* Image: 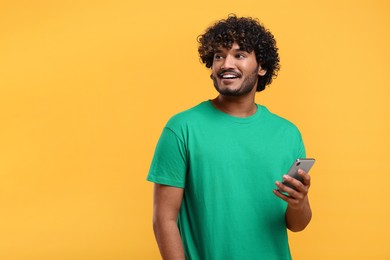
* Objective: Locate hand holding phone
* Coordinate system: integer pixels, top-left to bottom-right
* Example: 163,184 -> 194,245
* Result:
282,158 -> 315,191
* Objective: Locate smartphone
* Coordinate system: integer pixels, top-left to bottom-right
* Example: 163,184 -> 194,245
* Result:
282,158 -> 316,191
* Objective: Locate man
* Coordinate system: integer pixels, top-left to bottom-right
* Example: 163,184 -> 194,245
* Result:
147,14 -> 312,260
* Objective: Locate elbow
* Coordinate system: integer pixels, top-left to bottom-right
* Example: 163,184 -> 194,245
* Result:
152,214 -> 174,235
287,215 -> 312,232
286,204 -> 312,232
152,215 -> 161,234
288,224 -> 308,232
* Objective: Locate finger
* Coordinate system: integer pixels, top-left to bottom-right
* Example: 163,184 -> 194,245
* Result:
275,180 -> 303,199
273,188 -> 292,202
298,169 -> 311,187
273,188 -> 299,206
282,175 -> 306,194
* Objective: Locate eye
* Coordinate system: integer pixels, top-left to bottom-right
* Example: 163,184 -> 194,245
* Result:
214,54 -> 223,60
236,53 -> 246,59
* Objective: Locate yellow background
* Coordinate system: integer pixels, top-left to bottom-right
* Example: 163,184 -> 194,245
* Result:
1,0 -> 389,259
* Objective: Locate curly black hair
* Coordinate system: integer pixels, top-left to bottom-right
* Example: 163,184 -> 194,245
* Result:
198,14 -> 280,92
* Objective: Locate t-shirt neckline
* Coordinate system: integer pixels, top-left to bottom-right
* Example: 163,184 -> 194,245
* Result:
206,100 -> 264,124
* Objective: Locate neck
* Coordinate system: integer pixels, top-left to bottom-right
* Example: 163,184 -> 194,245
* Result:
211,94 -> 258,118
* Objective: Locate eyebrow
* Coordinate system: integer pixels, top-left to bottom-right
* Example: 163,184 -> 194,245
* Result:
214,47 -> 248,53
235,46 -> 245,51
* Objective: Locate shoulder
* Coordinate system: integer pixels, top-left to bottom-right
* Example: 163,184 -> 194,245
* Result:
260,105 -> 301,134
165,101 -> 211,129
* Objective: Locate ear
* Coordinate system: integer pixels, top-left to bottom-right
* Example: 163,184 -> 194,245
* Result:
258,66 -> 267,76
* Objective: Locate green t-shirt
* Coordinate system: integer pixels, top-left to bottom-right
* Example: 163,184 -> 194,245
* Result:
147,101 -> 306,260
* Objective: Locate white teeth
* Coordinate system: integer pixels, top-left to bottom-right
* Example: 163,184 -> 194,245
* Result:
222,74 -> 237,79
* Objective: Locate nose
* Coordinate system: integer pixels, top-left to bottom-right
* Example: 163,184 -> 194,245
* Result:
221,54 -> 235,70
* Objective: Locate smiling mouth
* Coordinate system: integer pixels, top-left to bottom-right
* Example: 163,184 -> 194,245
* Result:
218,71 -> 241,80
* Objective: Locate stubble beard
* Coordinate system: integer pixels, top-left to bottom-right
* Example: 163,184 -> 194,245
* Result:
212,67 -> 259,97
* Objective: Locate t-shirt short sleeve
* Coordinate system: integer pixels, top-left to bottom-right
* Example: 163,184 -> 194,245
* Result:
147,127 -> 187,188
296,131 -> 306,159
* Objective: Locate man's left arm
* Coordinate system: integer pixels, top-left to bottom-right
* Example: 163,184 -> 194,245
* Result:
273,169 -> 312,232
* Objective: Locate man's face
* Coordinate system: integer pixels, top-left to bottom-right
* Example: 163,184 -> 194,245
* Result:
211,42 -> 266,96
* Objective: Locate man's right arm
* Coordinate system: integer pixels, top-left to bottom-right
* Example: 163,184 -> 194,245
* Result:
153,183 -> 185,260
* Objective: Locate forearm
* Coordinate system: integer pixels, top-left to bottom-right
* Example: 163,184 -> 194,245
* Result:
153,219 -> 185,260
285,197 -> 312,232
